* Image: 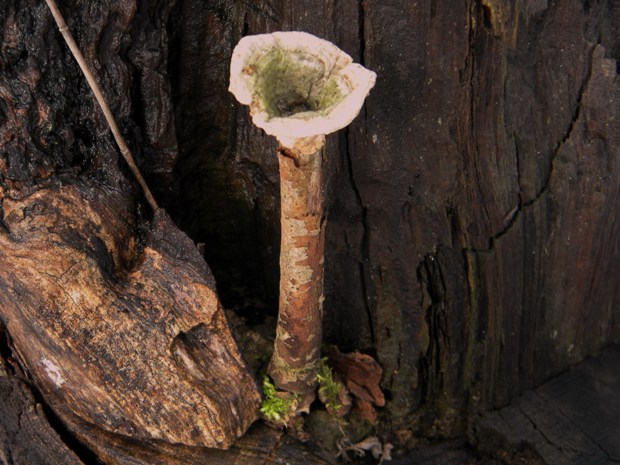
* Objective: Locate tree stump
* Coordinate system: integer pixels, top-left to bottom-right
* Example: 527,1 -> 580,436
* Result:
1,0 -> 618,462
477,344 -> 620,465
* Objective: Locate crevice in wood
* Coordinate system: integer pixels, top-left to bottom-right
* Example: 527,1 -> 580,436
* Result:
484,41 -> 599,253
467,0 -> 494,240
34,384 -> 105,465
344,127 -> 374,348
521,43 -> 597,210
358,0 -> 366,67
0,323 -> 10,376
417,254 -> 449,406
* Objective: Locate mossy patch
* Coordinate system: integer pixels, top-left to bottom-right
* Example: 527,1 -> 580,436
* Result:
259,374 -> 298,425
317,358 -> 343,413
253,47 -> 344,118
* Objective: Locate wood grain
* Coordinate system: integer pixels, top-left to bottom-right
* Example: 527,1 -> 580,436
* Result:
0,185 -> 260,448
1,0 -> 619,461
477,344 -> 620,465
0,376 -> 86,465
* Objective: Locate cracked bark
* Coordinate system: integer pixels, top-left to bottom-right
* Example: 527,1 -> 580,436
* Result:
1,0 -> 619,462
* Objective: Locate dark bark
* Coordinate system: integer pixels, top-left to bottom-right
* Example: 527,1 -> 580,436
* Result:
0,375 -> 86,465
477,344 -> 620,465
0,0 -> 259,457
167,0 -> 620,438
1,0 -> 619,463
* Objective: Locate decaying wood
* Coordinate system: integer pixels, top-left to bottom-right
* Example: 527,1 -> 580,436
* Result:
0,370 -> 328,465
65,416 -> 330,465
185,0 -> 620,438
1,0 -> 619,461
0,184 -> 260,449
0,375 -> 85,465
269,146 -> 325,406
476,344 -> 620,465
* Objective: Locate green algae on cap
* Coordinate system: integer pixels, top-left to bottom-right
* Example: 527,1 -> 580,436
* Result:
254,47 -> 345,118
229,31 -> 376,148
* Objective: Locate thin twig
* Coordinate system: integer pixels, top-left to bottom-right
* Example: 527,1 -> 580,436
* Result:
44,0 -> 159,211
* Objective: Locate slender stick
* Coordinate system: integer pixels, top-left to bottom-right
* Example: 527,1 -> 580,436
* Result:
44,0 -> 159,211
268,145 -> 325,411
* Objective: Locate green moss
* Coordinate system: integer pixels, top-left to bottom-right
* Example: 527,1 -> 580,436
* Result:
253,47 -> 344,118
315,77 -> 342,110
317,358 -> 342,414
259,375 -> 297,425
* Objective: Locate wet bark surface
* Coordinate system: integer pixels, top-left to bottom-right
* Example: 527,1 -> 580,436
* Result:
0,0 -> 619,463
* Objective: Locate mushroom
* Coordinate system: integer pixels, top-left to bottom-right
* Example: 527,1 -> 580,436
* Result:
229,31 -> 376,410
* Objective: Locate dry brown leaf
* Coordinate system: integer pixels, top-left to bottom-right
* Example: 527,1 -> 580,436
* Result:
325,346 -> 385,422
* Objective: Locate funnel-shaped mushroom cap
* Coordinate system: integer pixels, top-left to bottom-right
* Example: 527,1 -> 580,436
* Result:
229,31 -> 376,148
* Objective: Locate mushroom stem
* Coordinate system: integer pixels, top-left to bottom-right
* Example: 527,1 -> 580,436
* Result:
268,138 -> 326,408
228,31 -> 376,418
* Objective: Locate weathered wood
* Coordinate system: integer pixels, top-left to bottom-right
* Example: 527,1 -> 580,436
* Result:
65,419 -> 329,465
476,344 -> 620,465
0,185 -> 260,448
0,0 -> 259,454
0,366 -> 328,465
330,0 -> 620,427
1,0 -> 619,461
0,375 -> 85,465
168,0 -> 620,437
